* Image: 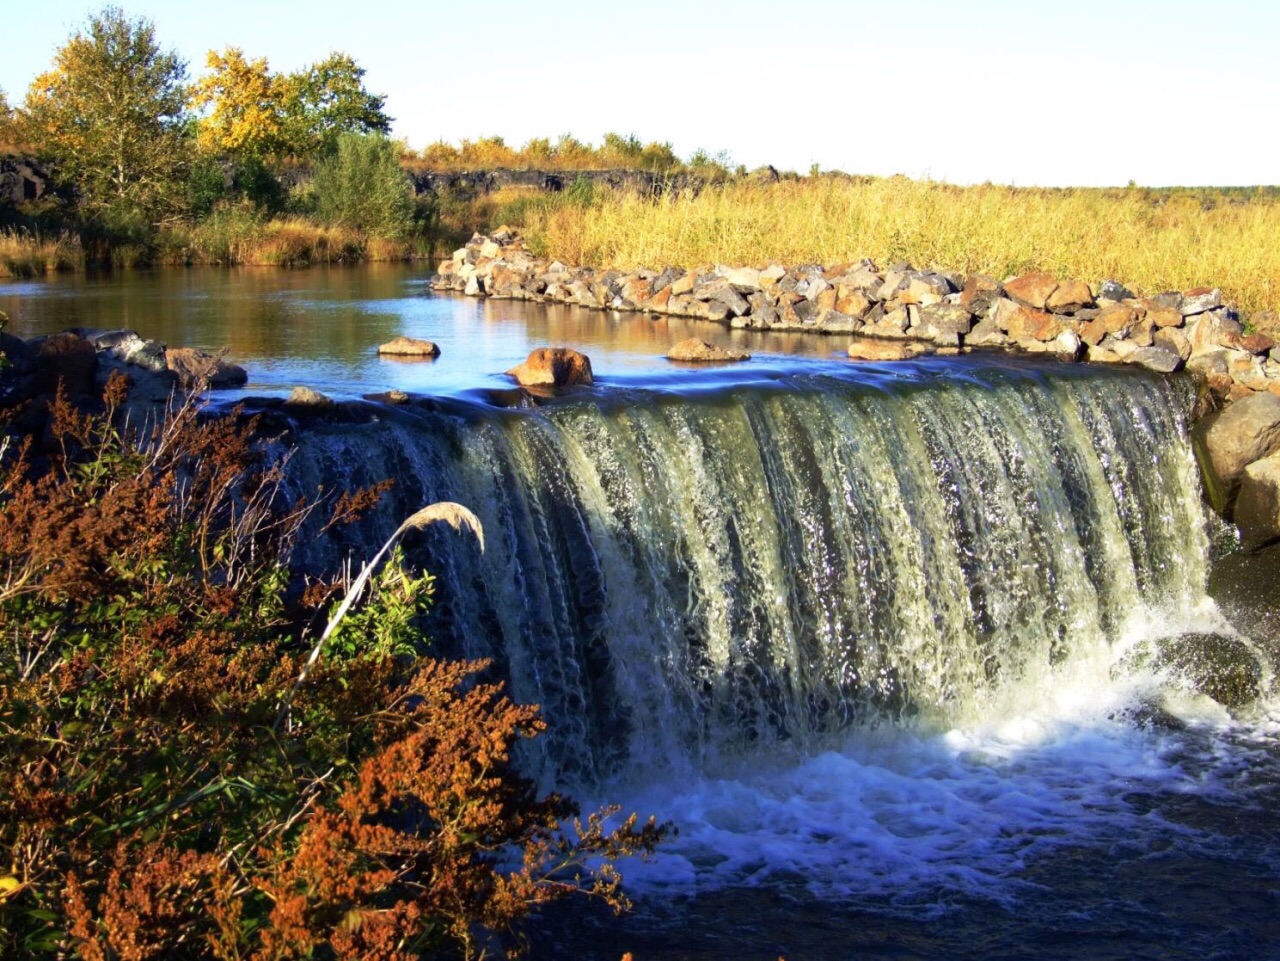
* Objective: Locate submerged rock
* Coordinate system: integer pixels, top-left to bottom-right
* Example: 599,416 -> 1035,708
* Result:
506,347 -> 594,387
666,338 -> 750,363
377,336 -> 441,358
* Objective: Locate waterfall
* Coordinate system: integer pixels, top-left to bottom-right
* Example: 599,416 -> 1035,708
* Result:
280,358 -> 1208,788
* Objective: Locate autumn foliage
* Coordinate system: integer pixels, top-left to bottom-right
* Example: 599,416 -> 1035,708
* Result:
0,376 -> 662,959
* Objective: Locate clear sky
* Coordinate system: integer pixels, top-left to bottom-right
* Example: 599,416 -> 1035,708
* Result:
3,0 -> 1277,187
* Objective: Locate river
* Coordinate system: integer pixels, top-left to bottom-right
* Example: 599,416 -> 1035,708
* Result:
4,266 -> 1279,961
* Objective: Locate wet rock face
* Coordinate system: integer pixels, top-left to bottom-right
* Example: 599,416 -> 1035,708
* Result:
1124,633 -> 1265,709
506,347 -> 594,387
1193,392 -> 1280,502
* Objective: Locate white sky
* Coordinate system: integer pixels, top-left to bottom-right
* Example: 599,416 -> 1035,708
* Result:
3,0 -> 1277,187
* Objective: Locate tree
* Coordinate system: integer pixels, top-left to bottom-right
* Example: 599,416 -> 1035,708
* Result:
21,7 -> 190,222
0,90 -> 15,150
189,46 -> 285,159
311,132 -> 414,238
280,53 -> 390,157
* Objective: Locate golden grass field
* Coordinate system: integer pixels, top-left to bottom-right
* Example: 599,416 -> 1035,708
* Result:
498,177 -> 1280,316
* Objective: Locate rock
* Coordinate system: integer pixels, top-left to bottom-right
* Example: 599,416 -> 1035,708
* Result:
1002,304 -> 1069,342
36,332 -> 97,395
287,386 -> 335,407
506,347 -> 594,387
707,283 -> 751,317
759,264 -> 787,287
1004,272 -> 1059,310
670,272 -> 699,296
1180,287 -> 1222,316
1146,306 -> 1182,329
1049,329 -> 1084,360
959,273 -> 1002,313
1046,279 -> 1093,313
716,265 -> 762,290
966,316 -> 1009,347
364,389 -> 411,404
377,336 -> 441,358
1125,633 -> 1263,708
1240,332 -> 1276,355
1154,327 -> 1192,361
1192,391 -> 1280,507
847,338 -> 932,361
918,303 -> 974,339
1187,310 -> 1245,356
835,289 -> 875,319
90,330 -> 168,373
666,338 -> 751,363
1126,343 -> 1183,373
166,347 -> 248,389
1097,279 -> 1135,302
1235,452 -> 1280,549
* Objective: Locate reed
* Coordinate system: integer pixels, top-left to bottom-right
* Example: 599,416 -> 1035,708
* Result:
0,228 -> 83,277
506,177 -> 1280,315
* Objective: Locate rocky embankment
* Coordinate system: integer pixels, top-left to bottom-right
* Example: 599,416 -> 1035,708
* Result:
432,229 -> 1280,546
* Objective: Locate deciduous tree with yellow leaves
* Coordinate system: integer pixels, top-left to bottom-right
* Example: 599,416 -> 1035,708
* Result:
20,6 -> 190,223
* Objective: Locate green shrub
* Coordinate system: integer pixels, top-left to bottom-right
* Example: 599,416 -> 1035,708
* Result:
312,132 -> 415,240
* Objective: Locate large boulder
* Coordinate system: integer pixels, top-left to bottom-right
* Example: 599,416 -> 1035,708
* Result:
666,338 -> 750,363
506,347 -> 594,387
1192,391 -> 1280,509
1234,451 -> 1280,549
378,336 -> 441,358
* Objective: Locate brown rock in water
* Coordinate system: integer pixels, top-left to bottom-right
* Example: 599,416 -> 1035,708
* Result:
666,338 -> 751,363
507,347 -> 594,387
1004,272 -> 1060,310
378,336 -> 441,358
847,338 -> 932,361
166,347 -> 248,388
287,386 -> 335,407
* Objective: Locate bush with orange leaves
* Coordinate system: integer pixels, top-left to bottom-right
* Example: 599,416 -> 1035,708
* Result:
0,374 -> 663,959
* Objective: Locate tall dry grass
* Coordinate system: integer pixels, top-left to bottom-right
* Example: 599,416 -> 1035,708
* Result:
510,178 -> 1280,315
0,229 -> 84,277
163,215 -> 414,267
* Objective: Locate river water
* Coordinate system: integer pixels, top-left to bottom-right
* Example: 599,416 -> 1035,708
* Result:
4,267 -> 1279,961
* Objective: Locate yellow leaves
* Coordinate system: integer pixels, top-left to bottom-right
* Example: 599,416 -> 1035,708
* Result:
0,875 -> 22,900
191,46 -> 285,157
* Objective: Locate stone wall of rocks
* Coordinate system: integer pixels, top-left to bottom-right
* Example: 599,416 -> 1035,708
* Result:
432,230 -> 1280,407
433,229 -> 1280,547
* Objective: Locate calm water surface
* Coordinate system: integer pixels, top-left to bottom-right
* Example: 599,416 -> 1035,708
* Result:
0,264 -> 848,398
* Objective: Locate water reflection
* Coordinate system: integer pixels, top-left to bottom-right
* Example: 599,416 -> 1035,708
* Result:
0,265 -> 851,398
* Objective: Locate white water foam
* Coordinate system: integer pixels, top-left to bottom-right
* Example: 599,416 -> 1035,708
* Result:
600,600 -> 1280,907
